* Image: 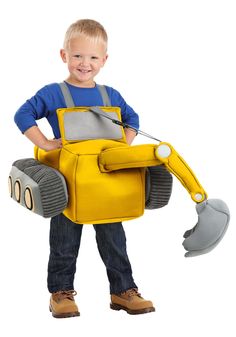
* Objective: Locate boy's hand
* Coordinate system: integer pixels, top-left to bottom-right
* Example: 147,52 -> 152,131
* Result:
42,139 -> 62,151
24,126 -> 62,151
124,128 -> 137,145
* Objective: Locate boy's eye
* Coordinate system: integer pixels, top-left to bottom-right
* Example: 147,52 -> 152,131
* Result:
91,56 -> 99,60
74,55 -> 81,58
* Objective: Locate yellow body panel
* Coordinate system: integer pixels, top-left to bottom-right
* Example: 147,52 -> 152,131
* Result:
34,104 -> 147,224
58,141 -> 146,224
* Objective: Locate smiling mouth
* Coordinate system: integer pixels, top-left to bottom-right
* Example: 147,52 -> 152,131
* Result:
78,69 -> 91,73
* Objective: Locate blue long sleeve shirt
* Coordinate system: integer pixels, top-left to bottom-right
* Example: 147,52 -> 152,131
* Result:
14,82 -> 139,139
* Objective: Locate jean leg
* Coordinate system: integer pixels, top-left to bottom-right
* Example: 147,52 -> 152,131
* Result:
94,222 -> 137,294
47,213 -> 83,293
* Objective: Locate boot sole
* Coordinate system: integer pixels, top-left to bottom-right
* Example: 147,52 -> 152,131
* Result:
110,303 -> 155,315
49,306 -> 80,318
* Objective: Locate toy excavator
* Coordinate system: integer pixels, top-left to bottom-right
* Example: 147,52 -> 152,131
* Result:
9,83 -> 230,257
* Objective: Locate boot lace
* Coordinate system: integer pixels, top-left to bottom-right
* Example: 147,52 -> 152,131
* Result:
121,288 -> 141,298
53,290 -> 77,301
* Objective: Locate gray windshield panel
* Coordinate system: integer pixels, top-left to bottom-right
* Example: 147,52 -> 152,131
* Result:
64,111 -> 123,141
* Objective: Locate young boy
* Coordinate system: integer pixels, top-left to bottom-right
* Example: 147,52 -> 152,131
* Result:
14,19 -> 155,318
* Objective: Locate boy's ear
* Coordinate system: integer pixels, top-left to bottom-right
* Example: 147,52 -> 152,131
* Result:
102,54 -> 108,66
60,49 -> 67,63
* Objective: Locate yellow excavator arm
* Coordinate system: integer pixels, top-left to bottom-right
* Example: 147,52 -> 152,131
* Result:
99,142 -> 207,203
155,142 -> 207,203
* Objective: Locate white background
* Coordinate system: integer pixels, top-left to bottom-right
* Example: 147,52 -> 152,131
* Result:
0,0 -> 235,336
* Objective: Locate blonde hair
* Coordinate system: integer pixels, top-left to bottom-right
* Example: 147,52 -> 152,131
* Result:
63,19 -> 108,50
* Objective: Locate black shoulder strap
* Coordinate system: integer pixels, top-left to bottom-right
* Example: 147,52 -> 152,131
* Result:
59,82 -> 111,108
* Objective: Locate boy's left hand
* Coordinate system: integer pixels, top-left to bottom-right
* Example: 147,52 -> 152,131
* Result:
124,128 -> 137,145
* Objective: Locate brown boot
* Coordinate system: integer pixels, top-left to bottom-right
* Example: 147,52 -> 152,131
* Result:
110,288 -> 155,315
49,290 -> 80,318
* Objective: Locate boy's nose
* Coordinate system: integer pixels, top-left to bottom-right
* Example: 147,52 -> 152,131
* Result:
80,57 -> 90,67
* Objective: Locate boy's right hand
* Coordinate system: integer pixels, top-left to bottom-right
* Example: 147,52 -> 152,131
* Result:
42,138 -> 62,151
24,126 -> 62,151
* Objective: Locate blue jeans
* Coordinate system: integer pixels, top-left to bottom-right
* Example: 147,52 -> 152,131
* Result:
48,213 -> 137,294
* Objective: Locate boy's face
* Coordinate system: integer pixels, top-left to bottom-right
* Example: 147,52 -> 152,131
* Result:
60,35 -> 108,87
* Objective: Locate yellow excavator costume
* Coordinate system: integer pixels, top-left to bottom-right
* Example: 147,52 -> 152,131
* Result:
9,84 -> 230,257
